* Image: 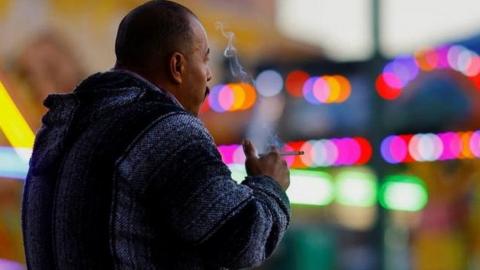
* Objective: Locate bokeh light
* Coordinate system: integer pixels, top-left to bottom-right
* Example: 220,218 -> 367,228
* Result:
334,75 -> 352,103
255,69 -> 284,97
218,84 -> 235,111
335,169 -> 377,207
0,81 -> 35,147
285,70 -> 309,97
0,147 -> 29,179
302,76 -> 321,105
303,75 -> 352,104
227,165 -> 335,207
470,131 -> 480,158
378,45 -> 480,100
375,73 -> 401,100
207,83 -> 256,112
206,70 -> 353,112
217,137 -> 372,169
287,170 -> 335,206
379,175 -> 428,212
381,130 -> 480,163
381,135 -> 408,164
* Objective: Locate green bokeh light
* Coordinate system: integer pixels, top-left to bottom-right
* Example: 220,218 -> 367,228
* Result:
287,170 -> 335,206
229,164 -> 248,183
228,165 -> 334,206
379,174 -> 428,212
335,169 -> 377,207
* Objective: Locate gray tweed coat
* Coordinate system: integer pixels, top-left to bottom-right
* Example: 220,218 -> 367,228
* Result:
22,71 -> 290,270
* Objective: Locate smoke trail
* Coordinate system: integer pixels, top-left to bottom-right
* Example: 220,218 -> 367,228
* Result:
216,22 -> 286,155
215,22 -> 254,84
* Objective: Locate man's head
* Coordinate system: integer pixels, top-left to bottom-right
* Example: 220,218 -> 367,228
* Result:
115,0 -> 212,116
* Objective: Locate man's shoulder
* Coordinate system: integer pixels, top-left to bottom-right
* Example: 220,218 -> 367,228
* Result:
115,111 -> 217,180
148,112 -> 213,142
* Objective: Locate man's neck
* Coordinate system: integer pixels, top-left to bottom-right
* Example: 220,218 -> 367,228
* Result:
111,65 -> 185,110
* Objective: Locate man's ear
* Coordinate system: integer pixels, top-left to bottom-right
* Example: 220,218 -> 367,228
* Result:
169,52 -> 185,84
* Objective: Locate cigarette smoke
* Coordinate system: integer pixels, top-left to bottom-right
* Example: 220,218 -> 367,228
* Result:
215,22 -> 254,84
216,22 -> 286,154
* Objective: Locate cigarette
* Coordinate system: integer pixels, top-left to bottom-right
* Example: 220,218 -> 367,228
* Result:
279,151 -> 304,156
259,151 -> 304,157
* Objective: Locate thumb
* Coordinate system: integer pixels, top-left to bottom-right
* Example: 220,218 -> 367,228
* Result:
242,139 -> 257,159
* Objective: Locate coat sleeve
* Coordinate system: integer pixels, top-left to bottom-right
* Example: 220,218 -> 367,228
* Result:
147,114 -> 291,269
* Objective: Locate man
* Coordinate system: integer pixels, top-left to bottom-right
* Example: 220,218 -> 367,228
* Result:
22,1 -> 290,269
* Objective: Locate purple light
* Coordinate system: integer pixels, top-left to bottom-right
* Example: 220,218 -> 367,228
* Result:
332,139 -> 347,165
381,136 -> 397,164
382,72 -> 404,89
312,77 -> 330,103
208,84 -> 226,113
218,85 -> 235,111
332,138 -> 359,166
303,77 -> 321,105
384,57 -> 419,87
435,46 -> 451,69
439,132 -> 460,160
0,259 -> 25,270
390,136 -> 408,163
396,57 -> 419,82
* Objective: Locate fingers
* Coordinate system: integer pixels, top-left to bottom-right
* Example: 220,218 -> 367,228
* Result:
258,145 -> 280,158
242,139 -> 257,159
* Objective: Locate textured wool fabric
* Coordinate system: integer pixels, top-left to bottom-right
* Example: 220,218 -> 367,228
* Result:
22,71 -> 290,270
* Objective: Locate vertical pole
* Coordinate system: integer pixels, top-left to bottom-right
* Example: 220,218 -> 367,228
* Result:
370,0 -> 386,269
372,0 -> 381,59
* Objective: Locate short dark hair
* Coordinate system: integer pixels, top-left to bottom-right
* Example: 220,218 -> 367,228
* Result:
115,0 -> 196,69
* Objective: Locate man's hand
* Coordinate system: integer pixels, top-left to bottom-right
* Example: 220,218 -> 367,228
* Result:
242,140 -> 290,191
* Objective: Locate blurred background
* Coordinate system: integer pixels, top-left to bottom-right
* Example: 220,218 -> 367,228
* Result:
1,0 -> 480,269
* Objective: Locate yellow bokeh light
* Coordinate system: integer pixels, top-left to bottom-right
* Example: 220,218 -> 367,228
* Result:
324,76 -> 341,103
0,81 -> 35,148
229,83 -> 246,111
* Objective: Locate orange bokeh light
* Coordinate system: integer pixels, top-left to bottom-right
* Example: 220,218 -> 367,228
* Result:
241,83 -> 257,110
415,50 -> 436,71
228,83 -> 246,111
324,76 -> 341,103
334,75 -> 351,103
460,132 -> 474,159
